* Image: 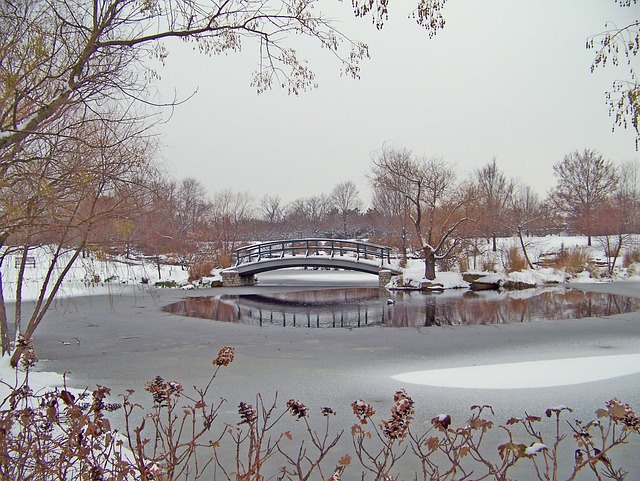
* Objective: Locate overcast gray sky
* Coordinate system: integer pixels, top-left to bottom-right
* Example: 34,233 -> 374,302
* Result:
154,0 -> 639,206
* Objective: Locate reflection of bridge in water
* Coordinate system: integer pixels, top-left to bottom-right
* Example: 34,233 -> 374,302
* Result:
221,239 -> 402,286
229,290 -> 391,327
163,287 -> 640,328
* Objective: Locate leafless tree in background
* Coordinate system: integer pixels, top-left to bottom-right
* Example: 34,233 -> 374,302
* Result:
617,159 -> 640,233
549,149 -> 619,246
259,195 -> 284,224
210,190 -> 254,266
371,180 -> 411,265
174,178 -> 213,240
505,185 -> 543,269
284,195 -> 332,237
473,158 -> 515,252
331,181 -> 363,238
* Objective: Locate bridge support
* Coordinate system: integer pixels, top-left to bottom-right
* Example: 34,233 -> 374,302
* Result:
221,270 -> 255,287
378,269 -> 393,288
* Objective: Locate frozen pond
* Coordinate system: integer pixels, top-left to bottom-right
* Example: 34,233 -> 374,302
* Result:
162,286 -> 640,328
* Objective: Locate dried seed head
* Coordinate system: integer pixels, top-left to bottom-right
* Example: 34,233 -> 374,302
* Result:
145,376 -> 183,406
213,346 -> 235,366
238,401 -> 257,425
287,399 -> 308,419
352,400 -> 376,424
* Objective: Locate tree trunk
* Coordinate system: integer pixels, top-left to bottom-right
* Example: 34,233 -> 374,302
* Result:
423,245 -> 436,280
517,227 -> 534,269
14,244 -> 30,338
400,226 -> 407,268
0,271 -> 10,355
10,245 -> 83,367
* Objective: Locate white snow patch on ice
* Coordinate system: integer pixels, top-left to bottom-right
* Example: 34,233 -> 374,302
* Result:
392,353 -> 640,389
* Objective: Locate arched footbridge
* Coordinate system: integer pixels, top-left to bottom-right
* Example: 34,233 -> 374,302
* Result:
221,239 -> 402,286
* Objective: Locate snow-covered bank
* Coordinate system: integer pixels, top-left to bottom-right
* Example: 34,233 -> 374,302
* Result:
0,354 -> 71,402
0,245 -> 193,302
394,234 -> 640,290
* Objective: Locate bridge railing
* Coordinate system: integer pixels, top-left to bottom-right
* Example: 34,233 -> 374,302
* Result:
234,239 -> 393,267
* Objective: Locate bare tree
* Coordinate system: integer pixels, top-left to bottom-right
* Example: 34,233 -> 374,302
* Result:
210,190 -> 254,266
617,158 -> 640,233
505,185 -> 543,269
259,194 -> 284,224
473,158 -> 515,252
549,149 -> 619,246
175,178 -> 213,239
371,180 -> 411,265
331,181 -> 363,238
370,146 -> 468,280
284,195 -> 332,236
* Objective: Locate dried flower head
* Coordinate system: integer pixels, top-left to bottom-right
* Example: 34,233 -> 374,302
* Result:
382,389 -> 414,441
213,346 -> 235,366
145,376 -> 183,406
600,398 -> 640,431
287,399 -> 308,419
16,337 -> 37,370
238,401 -> 257,425
431,414 -> 452,430
352,400 -> 376,424
321,407 -> 336,416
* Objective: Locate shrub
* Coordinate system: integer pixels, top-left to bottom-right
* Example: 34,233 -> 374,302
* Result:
503,245 -> 527,273
623,246 -> 640,268
188,260 -> 215,282
154,280 -> 178,288
551,246 -> 590,274
480,257 -> 496,272
1,350 -> 637,481
216,251 -> 234,269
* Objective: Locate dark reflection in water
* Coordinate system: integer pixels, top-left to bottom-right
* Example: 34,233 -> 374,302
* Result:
162,287 -> 640,328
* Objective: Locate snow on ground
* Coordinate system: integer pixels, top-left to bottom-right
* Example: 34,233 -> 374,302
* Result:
397,234 -> 640,289
0,245 -> 194,302
0,353 -> 72,402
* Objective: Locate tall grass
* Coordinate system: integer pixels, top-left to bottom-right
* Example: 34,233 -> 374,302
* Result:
503,245 -> 527,273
